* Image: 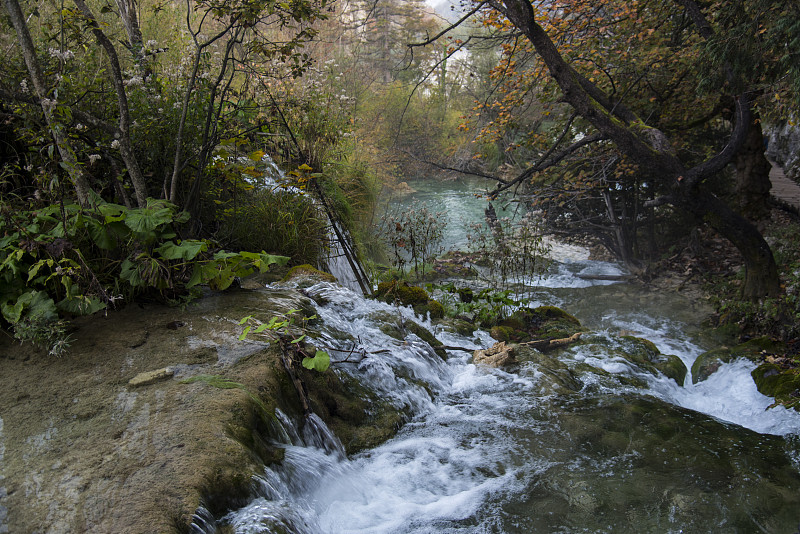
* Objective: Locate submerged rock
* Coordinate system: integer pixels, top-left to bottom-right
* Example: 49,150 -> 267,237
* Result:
515,345 -> 584,394
373,310 -> 448,360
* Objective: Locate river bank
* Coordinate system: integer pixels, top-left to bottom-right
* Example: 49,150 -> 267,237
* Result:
0,275 -> 330,533
2,201 -> 799,532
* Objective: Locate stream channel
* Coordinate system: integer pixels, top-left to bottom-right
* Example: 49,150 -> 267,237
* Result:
216,178 -> 800,533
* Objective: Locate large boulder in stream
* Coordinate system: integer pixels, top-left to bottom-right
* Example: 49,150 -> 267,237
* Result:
373,280 -> 445,319
691,337 -> 785,383
491,305 -> 586,344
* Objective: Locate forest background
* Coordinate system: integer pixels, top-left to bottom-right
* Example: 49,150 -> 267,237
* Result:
2,0 -> 800,354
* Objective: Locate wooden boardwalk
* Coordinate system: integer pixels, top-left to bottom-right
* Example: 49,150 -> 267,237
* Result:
770,160 -> 800,210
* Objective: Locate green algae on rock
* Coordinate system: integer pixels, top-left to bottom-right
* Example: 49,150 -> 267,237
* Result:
692,337 -> 787,384
283,264 -> 337,285
751,361 -> 800,411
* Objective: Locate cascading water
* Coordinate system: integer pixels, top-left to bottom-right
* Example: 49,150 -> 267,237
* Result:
215,265 -> 800,533
213,177 -> 800,532
250,154 -> 367,294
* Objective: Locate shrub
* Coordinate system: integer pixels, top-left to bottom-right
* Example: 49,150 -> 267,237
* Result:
220,189 -> 328,266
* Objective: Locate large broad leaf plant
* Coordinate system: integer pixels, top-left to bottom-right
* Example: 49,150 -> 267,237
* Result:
0,196 -> 287,355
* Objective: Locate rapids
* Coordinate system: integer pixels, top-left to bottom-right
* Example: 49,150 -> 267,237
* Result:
213,177 -> 800,533
216,271 -> 800,533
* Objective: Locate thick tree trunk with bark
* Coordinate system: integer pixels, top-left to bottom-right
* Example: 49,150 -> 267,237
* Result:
683,190 -> 779,298
733,115 -> 772,221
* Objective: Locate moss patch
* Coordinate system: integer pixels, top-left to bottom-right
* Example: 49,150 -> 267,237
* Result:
752,363 -> 800,411
692,337 -> 787,384
374,280 -> 429,306
489,305 -> 586,344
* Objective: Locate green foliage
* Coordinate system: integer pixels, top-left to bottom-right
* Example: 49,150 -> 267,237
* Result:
218,187 -> 327,266
238,310 -> 330,372
428,283 -> 528,327
0,198 -> 288,355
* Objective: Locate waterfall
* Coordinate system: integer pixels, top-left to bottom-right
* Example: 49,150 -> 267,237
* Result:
255,154 -> 369,294
320,220 -> 368,295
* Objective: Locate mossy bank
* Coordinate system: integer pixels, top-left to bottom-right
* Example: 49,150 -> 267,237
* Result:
0,283 -> 398,533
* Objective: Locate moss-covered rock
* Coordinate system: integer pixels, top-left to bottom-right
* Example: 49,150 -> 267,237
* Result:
374,280 -> 430,306
300,368 -> 407,453
751,363 -> 800,411
490,325 -> 516,342
692,337 -> 786,384
283,264 -> 337,283
617,336 -> 687,386
492,305 -> 586,344
413,299 -> 445,320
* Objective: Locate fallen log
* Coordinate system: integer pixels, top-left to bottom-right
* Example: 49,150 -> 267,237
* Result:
521,332 -> 582,351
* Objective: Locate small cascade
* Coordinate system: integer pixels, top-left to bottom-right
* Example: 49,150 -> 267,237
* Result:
245,153 -> 370,294
219,276 -> 800,533
312,183 -> 370,295
320,221 -> 368,295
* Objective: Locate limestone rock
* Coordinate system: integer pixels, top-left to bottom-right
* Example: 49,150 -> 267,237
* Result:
473,341 -> 517,367
128,367 -> 175,387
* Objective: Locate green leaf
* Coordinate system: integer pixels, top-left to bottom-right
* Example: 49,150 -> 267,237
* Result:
27,259 -> 54,282
301,350 -> 330,372
174,211 -> 191,224
97,202 -> 126,220
253,322 -> 272,333
186,264 -> 203,288
291,334 -> 306,344
1,290 -> 57,324
155,239 -> 207,261
124,201 -> 176,236
238,315 -> 252,325
56,295 -> 106,315
120,258 -> 145,287
238,325 -> 252,341
86,217 -> 116,250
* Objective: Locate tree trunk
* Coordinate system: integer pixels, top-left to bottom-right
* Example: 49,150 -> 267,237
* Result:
73,0 -> 148,207
682,190 -> 779,299
114,0 -> 148,73
733,114 -> 772,221
4,0 -> 93,206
